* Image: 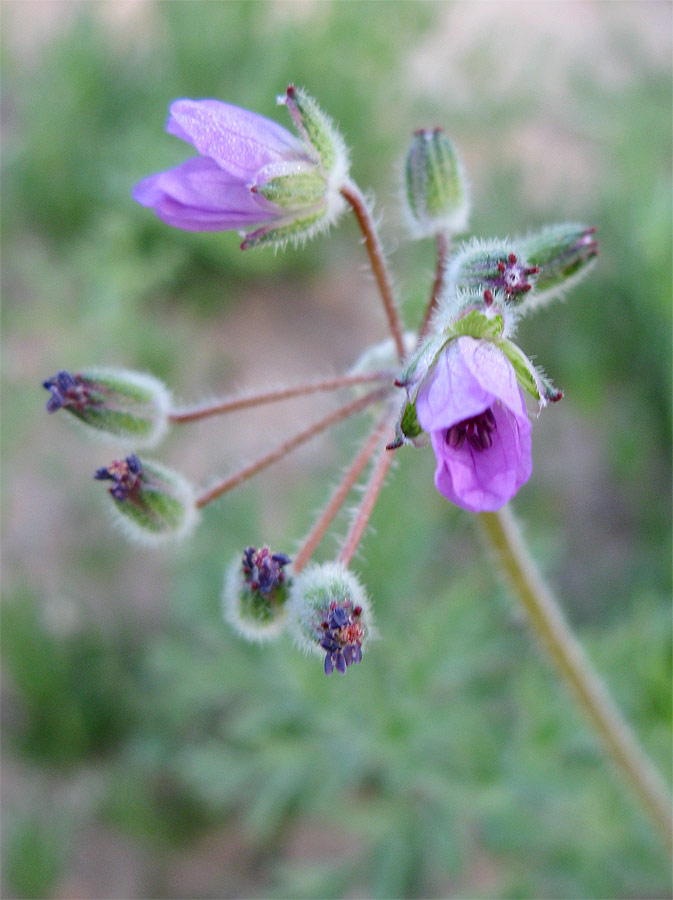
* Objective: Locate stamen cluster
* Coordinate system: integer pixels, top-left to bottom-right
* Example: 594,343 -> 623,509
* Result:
445,408 -> 497,452
94,454 -> 142,501
43,370 -> 92,414
242,546 -> 290,594
320,600 -> 364,675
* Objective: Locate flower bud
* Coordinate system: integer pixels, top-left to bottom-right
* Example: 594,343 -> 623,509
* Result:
42,368 -> 171,447
94,454 -> 198,544
404,128 -> 470,238
287,563 -> 373,676
223,546 -> 291,642
516,224 -> 598,304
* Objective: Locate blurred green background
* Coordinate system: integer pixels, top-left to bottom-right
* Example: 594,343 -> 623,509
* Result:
2,2 -> 671,897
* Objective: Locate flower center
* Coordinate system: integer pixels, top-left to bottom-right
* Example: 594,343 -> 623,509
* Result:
445,408 -> 497,452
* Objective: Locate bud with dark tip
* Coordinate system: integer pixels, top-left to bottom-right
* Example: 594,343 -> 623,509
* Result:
94,454 -> 197,544
223,546 -> 292,642
42,368 -> 171,447
517,223 -> 598,305
287,563 -> 373,676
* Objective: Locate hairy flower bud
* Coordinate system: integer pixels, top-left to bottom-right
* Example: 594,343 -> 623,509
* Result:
223,546 -> 291,642
42,368 -> 171,447
287,563 -> 373,675
404,128 -> 470,238
517,224 -> 598,305
94,454 -> 197,544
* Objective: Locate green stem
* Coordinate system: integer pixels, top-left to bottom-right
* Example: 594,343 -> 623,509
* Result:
480,505 -> 673,852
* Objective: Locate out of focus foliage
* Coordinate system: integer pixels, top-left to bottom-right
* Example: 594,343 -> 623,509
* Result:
2,3 -> 671,898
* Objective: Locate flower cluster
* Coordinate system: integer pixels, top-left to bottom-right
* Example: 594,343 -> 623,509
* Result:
42,85 -> 596,677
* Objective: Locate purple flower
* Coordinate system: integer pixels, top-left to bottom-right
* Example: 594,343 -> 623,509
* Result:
416,337 -> 532,512
133,95 -> 346,248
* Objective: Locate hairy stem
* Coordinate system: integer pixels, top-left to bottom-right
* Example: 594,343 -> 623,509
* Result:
337,441 -> 395,567
169,370 -> 392,424
480,505 -> 673,852
194,387 -> 389,509
293,413 -> 393,573
419,230 -> 449,339
340,180 -> 406,360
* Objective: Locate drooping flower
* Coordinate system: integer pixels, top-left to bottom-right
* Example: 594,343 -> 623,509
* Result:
415,336 -> 532,512
133,88 -> 348,249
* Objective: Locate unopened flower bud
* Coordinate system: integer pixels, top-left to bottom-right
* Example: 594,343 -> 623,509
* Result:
42,368 -> 171,447
517,224 -> 598,304
288,563 -> 373,676
94,454 -> 197,544
223,546 -> 291,642
404,128 -> 470,238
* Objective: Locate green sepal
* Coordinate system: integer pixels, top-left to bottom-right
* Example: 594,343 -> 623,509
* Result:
282,86 -> 342,172
448,309 -> 504,341
63,368 -> 170,447
239,582 -> 290,626
495,339 -> 540,400
517,223 -> 598,302
255,169 -> 327,209
390,396 -> 427,449
241,206 -> 327,250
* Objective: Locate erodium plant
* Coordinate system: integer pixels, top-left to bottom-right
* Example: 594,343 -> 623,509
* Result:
43,86 -> 672,850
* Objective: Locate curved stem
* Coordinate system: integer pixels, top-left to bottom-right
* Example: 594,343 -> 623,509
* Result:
169,370 -> 392,424
340,180 -> 406,360
337,439 -> 395,567
194,386 -> 389,509
293,413 -> 393,573
419,230 -> 449,340
480,505 -> 673,852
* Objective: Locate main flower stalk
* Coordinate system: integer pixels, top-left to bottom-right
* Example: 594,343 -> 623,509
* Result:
480,506 -> 673,851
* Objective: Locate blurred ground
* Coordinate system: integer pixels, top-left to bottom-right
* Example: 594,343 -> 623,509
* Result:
2,2 -> 671,898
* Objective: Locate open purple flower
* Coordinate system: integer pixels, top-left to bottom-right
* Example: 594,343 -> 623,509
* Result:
416,337 -> 532,512
133,92 -> 347,249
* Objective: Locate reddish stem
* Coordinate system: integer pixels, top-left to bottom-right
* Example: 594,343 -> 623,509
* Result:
194,387 -> 389,509
169,370 -> 392,424
419,230 -> 449,340
340,181 -> 406,360
293,413 -> 393,573
337,440 -> 396,566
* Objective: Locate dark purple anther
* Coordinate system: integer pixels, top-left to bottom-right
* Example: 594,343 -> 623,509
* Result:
94,454 -> 143,501
328,606 -> 348,629
42,370 -> 92,413
445,408 -> 497,454
241,546 -> 290,594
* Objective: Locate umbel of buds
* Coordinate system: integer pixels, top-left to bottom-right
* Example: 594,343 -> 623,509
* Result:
404,127 -> 470,238
94,454 -> 197,544
288,563 -> 373,676
223,546 -> 291,642
42,368 -> 171,448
